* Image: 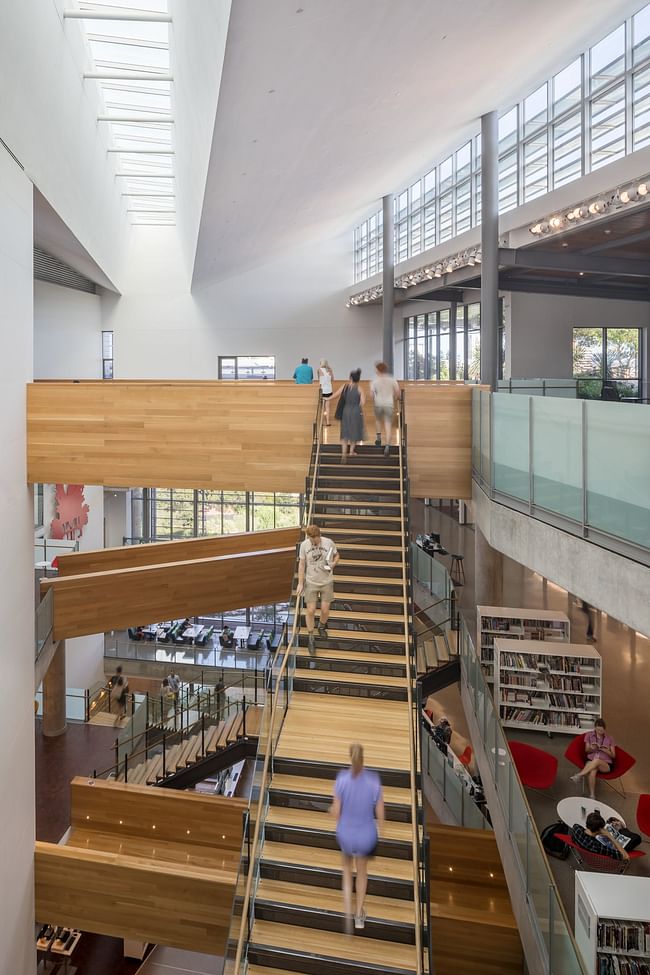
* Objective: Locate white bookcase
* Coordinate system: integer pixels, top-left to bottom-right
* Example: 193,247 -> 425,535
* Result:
494,638 -> 601,734
575,872 -> 650,974
476,605 -> 570,683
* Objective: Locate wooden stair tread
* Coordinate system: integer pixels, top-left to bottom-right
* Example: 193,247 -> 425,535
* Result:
251,919 -> 417,971
296,647 -> 405,664
255,878 -> 416,925
328,575 -> 403,586
262,841 -> 414,881
293,589 -> 403,603
270,774 -> 411,807
314,500 -> 401,508
299,627 -> 405,644
314,527 -> 402,537
265,806 -> 411,842
295,670 -> 406,688
315,487 -> 400,494
301,608 -> 405,623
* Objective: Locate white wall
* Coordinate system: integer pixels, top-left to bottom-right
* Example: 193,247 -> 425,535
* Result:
0,144 -> 36,972
104,490 -> 129,549
508,292 -> 650,379
100,227 -> 381,381
34,280 -> 102,379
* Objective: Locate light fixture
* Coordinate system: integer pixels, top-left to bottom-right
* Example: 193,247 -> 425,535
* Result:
619,186 -> 638,204
549,215 -> 565,229
475,251 -> 482,263
434,266 -> 442,277
467,255 -> 476,266
588,200 -> 605,215
530,223 -> 544,235
445,261 -> 454,273
638,182 -> 648,196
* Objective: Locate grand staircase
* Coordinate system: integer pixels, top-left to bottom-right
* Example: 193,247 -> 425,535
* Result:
237,437 -> 426,975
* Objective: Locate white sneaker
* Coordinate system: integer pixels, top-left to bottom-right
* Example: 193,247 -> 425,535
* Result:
354,909 -> 366,929
570,773 -> 581,784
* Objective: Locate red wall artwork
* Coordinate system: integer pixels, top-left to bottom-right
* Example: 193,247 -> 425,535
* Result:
50,484 -> 90,541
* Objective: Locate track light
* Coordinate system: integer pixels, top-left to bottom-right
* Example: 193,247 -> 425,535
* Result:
588,200 -> 605,215
549,215 -> 565,229
434,266 -> 442,277
619,187 -> 638,204
638,182 -> 648,196
445,261 -> 454,273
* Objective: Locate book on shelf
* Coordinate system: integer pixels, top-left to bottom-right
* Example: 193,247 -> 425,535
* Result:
597,920 -> 650,954
598,955 -> 650,974
500,706 -> 586,727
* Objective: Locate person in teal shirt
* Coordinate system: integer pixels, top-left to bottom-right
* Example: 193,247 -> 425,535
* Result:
293,358 -> 314,384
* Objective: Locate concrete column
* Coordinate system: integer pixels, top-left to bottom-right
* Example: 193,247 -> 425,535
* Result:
475,527 -> 503,606
42,640 -> 67,737
382,193 -> 395,370
480,111 -> 499,390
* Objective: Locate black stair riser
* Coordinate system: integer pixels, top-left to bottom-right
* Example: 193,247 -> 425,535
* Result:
292,677 -> 408,702
329,580 -> 403,594
315,489 -> 399,500
305,617 -> 404,635
313,508 -> 401,520
247,945 -> 415,975
313,598 -> 404,616
298,635 -> 406,653
259,860 -> 414,900
269,790 -> 412,824
320,444 -> 399,454
313,479 -> 401,492
315,466 -> 400,477
272,756 -> 411,789
335,549 -> 403,564
253,901 -> 416,945
296,658 -> 406,678
264,824 -> 411,860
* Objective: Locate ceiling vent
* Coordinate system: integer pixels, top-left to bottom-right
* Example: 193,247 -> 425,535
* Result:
34,246 -> 97,294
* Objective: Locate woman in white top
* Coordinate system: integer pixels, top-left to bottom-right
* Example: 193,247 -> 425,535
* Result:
318,359 -> 334,425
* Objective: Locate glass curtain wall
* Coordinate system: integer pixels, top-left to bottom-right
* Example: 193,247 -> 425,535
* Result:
354,6 -> 650,282
404,302 -> 484,380
572,327 -> 641,398
130,489 -> 302,542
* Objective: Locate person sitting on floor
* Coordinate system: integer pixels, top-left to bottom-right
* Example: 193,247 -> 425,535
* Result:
571,811 -> 630,861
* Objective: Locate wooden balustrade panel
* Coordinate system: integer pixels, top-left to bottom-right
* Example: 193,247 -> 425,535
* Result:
27,381 -> 318,492
69,777 -> 245,850
35,842 -> 235,954
55,526 -> 300,576
42,546 -> 295,640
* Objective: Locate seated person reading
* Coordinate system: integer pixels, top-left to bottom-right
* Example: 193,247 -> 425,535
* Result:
571,811 -> 629,861
570,718 -> 615,799
220,624 -> 235,648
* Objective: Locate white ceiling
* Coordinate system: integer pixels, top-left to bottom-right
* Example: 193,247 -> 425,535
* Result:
193,0 -> 645,287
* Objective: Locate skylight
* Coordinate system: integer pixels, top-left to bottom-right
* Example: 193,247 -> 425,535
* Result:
68,0 -> 175,226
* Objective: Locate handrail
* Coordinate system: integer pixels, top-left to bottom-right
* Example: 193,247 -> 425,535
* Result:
414,596 -> 449,618
397,392 -> 424,974
230,392 -> 324,972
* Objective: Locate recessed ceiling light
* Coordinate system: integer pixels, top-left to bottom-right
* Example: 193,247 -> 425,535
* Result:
604,229 -> 611,234
579,272 -> 585,276
561,242 -> 568,247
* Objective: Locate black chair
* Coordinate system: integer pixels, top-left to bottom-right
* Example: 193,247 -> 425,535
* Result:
601,383 -> 621,402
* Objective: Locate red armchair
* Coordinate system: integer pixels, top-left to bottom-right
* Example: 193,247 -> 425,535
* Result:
509,740 -> 558,791
636,794 -> 650,838
564,734 -> 636,797
554,832 -> 645,874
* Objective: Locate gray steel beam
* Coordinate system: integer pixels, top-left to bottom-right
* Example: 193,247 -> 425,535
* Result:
481,112 -> 499,389
500,246 -> 650,278
500,275 -> 650,302
382,194 -> 395,370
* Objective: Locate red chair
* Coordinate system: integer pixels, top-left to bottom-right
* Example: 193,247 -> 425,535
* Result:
459,745 -> 473,768
636,794 -> 650,838
509,740 -> 558,791
564,734 -> 636,798
554,832 -> 645,874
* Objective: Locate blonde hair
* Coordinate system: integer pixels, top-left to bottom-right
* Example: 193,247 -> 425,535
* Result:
306,524 -> 321,540
350,742 -> 364,775
320,359 -> 331,371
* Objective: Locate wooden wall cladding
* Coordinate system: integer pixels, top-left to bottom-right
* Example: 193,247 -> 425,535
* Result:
403,383 -> 485,500
34,842 -> 235,954
42,546 -> 295,640
69,777 -> 246,851
27,381 -> 318,493
55,526 -> 300,576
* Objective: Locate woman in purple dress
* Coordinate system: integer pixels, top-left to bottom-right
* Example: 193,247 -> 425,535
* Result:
332,743 -> 384,933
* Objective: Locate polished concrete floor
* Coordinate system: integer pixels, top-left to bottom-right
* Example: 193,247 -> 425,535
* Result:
412,500 -> 650,921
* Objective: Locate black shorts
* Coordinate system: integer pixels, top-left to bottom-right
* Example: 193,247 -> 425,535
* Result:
322,392 -> 332,398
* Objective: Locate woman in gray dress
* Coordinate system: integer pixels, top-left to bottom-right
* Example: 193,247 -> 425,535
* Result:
330,369 -> 366,462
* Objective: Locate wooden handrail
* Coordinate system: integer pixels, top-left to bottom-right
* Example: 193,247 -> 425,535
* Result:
230,394 -> 324,972
397,400 -> 424,973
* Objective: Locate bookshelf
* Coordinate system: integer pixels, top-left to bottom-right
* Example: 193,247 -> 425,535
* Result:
476,605 -> 570,683
575,872 -> 650,974
495,638 -> 601,734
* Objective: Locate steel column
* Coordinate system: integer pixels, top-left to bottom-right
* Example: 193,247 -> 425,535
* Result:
480,111 -> 499,390
382,194 -> 395,371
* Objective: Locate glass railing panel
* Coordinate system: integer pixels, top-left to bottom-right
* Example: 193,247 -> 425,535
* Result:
526,819 -> 552,956
479,390 -> 491,485
531,397 -> 582,521
35,588 -> 53,659
585,400 -> 650,547
493,394 -> 530,500
493,721 -> 511,819
472,387 -> 482,473
507,764 -> 529,883
550,889 -> 587,975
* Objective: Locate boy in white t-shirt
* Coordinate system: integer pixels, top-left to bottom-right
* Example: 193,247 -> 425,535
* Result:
297,524 -> 339,655
371,362 -> 400,455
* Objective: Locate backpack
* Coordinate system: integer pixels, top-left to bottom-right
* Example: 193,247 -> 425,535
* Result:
540,821 -> 570,859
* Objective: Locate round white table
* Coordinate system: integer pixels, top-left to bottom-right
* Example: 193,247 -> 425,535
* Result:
557,796 -> 626,827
